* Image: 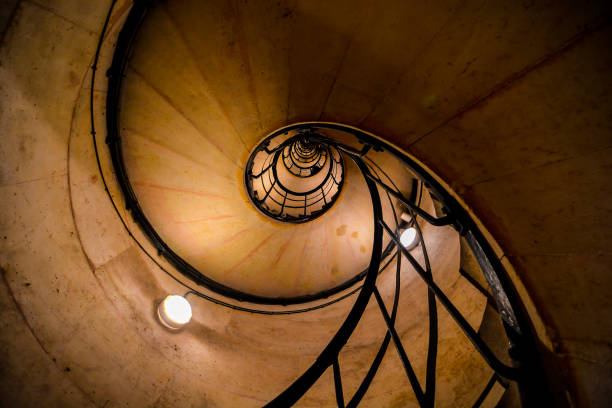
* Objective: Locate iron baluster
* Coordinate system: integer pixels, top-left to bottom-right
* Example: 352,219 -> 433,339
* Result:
373,286 -> 427,406
280,192 -> 287,216
473,374 -> 501,408
366,172 -> 454,227
102,10 -> 552,395
263,157 -> 384,407
259,179 -> 277,203
379,220 -> 520,381
333,358 -> 345,408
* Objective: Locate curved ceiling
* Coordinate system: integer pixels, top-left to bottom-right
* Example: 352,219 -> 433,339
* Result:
1,0 -> 611,407
116,1 -> 421,300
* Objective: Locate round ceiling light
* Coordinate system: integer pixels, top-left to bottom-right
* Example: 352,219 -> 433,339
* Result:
157,295 -> 192,330
400,227 -> 419,249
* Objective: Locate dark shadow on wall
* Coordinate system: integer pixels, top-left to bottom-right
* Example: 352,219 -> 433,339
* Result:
0,0 -> 19,46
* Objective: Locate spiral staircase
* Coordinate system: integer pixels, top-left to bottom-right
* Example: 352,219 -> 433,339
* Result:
1,0 -> 611,407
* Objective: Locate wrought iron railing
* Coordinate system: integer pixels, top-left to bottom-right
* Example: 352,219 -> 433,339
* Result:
255,124 -> 552,407
97,1 -> 557,406
245,131 -> 344,223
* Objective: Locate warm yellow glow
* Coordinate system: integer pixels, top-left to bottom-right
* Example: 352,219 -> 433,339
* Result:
159,295 -> 192,328
400,227 -> 418,248
400,212 -> 413,223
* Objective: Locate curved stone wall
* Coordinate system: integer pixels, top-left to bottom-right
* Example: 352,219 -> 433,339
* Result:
1,0 -> 610,407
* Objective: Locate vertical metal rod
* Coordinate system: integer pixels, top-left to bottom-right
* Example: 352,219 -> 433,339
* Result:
280,192 -> 287,215
263,156 -> 383,408
373,286 -> 426,406
347,167 -> 406,407
472,373 -> 499,408
379,220 -> 520,381
259,179 -> 276,202
424,288 -> 438,408
333,358 -> 345,408
347,244 -> 402,408
411,210 -> 438,408
366,173 -> 453,226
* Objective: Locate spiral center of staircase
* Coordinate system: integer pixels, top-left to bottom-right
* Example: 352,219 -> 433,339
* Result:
245,129 -> 344,223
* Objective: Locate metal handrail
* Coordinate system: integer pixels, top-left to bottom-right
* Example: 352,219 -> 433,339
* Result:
245,131 -> 345,222
100,1 -> 555,405
264,155 -> 384,407
258,123 -> 555,406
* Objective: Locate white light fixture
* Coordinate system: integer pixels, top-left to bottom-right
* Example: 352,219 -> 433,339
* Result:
400,227 -> 419,249
157,295 -> 192,330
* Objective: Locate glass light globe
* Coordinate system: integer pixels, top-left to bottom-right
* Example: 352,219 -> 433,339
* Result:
157,295 -> 192,329
400,227 -> 418,249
